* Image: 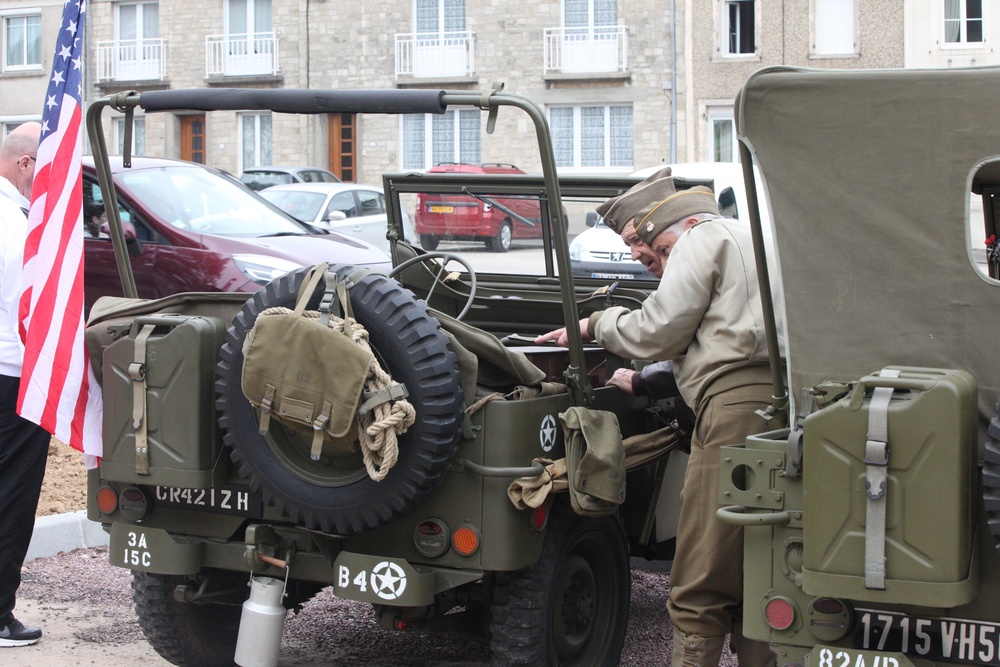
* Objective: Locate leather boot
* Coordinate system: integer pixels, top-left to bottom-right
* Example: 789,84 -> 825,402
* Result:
671,626 -> 726,667
729,623 -> 777,667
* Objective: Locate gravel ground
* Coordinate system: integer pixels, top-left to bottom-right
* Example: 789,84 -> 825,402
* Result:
15,547 -> 740,666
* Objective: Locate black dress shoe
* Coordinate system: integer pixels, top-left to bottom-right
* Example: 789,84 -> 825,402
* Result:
0,616 -> 42,647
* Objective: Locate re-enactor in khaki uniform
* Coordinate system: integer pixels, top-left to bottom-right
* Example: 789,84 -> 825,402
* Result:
536,168 -> 778,667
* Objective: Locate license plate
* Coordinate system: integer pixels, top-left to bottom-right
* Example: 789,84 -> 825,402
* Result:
428,205 -> 454,213
153,484 -> 262,517
591,272 -> 633,280
854,609 -> 1000,665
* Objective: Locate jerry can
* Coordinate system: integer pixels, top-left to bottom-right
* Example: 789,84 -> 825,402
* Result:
100,314 -> 228,487
802,366 -> 979,607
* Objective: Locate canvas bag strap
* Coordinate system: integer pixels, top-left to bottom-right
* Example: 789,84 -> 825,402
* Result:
864,367 -> 900,589
291,262 -> 329,317
129,323 -> 157,475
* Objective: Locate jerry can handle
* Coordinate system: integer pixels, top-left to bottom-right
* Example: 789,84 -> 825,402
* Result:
846,375 -> 936,411
716,505 -> 791,526
129,314 -> 191,337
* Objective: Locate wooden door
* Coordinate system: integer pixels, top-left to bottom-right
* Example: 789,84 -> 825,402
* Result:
328,113 -> 356,182
180,115 -> 206,164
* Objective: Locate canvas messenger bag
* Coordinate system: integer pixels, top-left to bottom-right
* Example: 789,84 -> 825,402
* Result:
241,264 -> 374,460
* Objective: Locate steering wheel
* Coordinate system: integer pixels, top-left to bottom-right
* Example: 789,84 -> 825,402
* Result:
388,252 -> 478,320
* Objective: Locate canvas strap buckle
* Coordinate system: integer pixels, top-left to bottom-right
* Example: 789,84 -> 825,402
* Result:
864,367 -> 900,590
358,383 -> 409,417
258,384 -> 276,435
310,401 -> 332,461
130,323 -> 156,476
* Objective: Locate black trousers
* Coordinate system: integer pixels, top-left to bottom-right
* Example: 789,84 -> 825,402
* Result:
0,374 -> 50,621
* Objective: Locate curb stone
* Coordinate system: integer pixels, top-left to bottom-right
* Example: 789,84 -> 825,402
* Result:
26,510 -> 109,562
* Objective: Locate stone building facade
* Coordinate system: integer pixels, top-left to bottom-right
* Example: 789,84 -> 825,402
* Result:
0,1 -> 996,183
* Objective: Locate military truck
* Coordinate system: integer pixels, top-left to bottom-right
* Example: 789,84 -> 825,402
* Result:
716,65 -> 1000,667
82,87 -> 711,666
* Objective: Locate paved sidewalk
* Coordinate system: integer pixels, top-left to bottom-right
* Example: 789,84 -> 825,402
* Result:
26,510 -> 109,562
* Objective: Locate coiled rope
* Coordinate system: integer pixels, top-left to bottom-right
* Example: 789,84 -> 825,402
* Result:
258,306 -> 415,481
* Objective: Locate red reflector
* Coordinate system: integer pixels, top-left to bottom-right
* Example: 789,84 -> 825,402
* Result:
96,485 -> 119,514
532,505 -> 547,531
765,598 -> 795,631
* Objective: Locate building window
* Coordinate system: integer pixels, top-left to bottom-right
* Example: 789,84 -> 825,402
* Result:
115,117 -> 146,156
402,109 -> 481,170
707,106 -> 738,163
112,2 -> 161,80
944,0 -> 983,44
812,0 -> 857,56
416,0 -> 465,35
4,14 -> 41,70
723,0 -> 755,55
564,0 -> 617,30
240,112 -> 272,171
550,105 -> 633,169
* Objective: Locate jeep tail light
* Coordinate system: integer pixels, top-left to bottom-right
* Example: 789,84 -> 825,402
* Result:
413,518 -> 450,558
765,597 -> 795,631
96,485 -> 118,514
451,523 -> 481,557
532,505 -> 548,532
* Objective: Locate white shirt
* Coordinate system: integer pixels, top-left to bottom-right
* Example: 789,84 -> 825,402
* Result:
0,175 -> 29,377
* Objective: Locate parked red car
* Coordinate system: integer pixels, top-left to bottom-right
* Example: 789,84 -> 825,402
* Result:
82,156 -> 391,313
415,163 -> 552,253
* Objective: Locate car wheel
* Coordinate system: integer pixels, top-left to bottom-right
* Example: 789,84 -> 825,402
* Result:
488,221 -> 512,253
132,568 -> 244,667
132,568 -> 322,667
420,234 -> 440,251
215,264 -> 464,534
489,503 -> 631,666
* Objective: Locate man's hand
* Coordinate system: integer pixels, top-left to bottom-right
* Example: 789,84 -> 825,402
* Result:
605,368 -> 636,394
534,318 -> 592,347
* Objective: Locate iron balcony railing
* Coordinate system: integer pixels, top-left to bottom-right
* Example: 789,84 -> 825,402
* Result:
543,25 -> 628,74
205,32 -> 279,77
394,30 -> 475,78
95,38 -> 166,82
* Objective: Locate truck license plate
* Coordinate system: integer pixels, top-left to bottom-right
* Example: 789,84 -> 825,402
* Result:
854,609 -> 1000,665
153,485 -> 262,517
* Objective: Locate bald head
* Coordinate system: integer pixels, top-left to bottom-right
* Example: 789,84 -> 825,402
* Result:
0,121 -> 41,199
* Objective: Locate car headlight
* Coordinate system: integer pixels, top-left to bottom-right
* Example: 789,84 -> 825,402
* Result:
233,254 -> 302,284
569,239 -> 582,261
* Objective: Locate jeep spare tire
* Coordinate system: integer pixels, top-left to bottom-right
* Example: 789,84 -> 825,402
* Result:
215,264 -> 464,534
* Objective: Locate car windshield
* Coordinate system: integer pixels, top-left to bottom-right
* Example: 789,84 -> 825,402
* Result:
259,189 -> 327,222
120,166 -> 307,236
241,171 -> 295,190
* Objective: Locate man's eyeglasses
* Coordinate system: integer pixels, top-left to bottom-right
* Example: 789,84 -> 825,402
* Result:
25,156 -> 36,163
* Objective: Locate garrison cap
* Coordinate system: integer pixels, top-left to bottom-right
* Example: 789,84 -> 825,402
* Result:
595,167 -> 675,234
634,185 -> 720,245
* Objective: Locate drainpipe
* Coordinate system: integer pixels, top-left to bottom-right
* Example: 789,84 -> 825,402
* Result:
669,0 -> 677,164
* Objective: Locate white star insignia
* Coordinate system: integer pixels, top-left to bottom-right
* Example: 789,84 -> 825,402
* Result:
45,95 -> 58,110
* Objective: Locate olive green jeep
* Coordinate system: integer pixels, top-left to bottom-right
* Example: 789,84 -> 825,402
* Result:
83,87 -> 712,666
717,65 -> 1000,667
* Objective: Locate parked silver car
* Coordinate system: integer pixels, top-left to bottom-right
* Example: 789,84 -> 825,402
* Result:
259,182 -> 416,253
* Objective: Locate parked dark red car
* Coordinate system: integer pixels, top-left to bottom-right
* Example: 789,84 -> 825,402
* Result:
414,163 -> 551,253
82,156 -> 391,313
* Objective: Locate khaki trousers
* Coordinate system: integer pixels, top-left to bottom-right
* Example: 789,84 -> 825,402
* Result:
666,382 -> 772,640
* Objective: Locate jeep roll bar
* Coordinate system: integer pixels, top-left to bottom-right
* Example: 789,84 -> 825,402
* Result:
85,84 -> 595,408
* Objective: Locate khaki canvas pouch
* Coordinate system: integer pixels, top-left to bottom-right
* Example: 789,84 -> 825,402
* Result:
560,406 -> 626,517
241,264 -> 374,455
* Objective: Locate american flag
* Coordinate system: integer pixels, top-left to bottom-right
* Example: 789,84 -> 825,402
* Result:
17,0 -> 102,466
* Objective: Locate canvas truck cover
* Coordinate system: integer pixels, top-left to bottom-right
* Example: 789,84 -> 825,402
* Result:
735,65 -> 1000,439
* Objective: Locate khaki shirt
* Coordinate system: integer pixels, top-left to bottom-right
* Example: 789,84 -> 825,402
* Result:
590,216 -> 771,409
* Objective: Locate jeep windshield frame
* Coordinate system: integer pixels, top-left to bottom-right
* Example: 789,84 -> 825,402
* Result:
85,85 -> 596,406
